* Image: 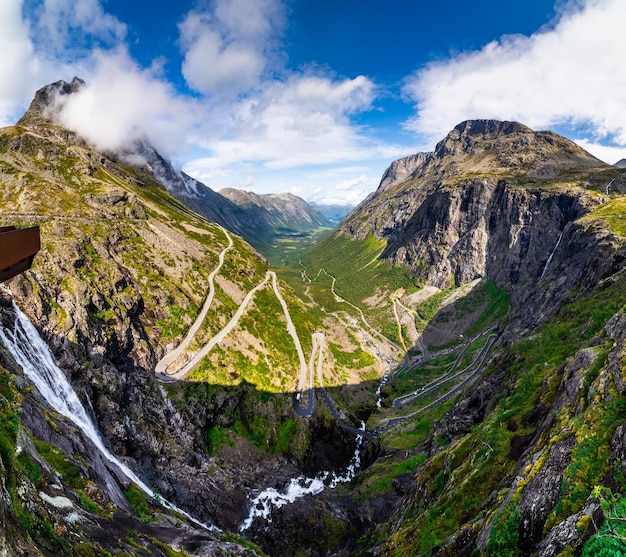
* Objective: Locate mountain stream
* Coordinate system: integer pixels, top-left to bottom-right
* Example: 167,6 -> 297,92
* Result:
240,422 -> 365,531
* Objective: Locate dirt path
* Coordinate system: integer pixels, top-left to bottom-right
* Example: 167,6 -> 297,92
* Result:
269,271 -> 309,395
155,226 -> 233,373
166,271 -> 272,379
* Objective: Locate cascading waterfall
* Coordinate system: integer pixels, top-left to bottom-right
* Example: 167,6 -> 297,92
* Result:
540,232 -> 563,279
375,366 -> 391,408
0,291 -> 216,532
606,179 -> 615,195
240,422 -> 365,532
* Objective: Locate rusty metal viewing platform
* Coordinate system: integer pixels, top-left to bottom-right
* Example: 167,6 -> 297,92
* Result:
0,226 -> 41,283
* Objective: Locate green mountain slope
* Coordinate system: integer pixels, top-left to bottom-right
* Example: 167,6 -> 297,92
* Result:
5,78 -> 626,557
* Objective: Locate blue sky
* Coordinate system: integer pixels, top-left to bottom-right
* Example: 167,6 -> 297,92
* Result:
2,0 -> 626,205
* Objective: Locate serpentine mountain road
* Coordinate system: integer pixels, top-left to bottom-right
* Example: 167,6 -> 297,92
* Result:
155,226 -> 233,374
154,233 -> 495,436
154,235 -> 314,394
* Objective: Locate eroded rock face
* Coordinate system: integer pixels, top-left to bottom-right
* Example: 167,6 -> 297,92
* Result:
376,152 -> 432,194
339,120 -> 606,293
516,437 -> 575,551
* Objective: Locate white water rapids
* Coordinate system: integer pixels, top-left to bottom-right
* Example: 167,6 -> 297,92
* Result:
0,292 -> 215,532
240,422 -> 365,532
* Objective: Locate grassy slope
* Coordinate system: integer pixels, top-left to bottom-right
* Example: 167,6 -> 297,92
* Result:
0,124 -> 331,393
369,268 -> 626,556
0,123 -> 380,484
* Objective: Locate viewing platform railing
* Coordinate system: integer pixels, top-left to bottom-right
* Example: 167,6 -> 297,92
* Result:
0,226 -> 41,282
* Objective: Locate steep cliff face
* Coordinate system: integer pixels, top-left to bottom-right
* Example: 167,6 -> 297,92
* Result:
340,120 -> 612,295
331,121 -> 626,556
377,151 -> 431,194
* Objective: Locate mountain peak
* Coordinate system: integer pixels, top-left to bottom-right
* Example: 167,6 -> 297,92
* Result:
453,119 -> 532,138
433,118 -> 605,176
434,119 -> 536,157
17,77 -> 85,128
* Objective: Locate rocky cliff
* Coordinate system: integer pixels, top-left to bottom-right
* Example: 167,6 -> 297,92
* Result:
324,120 -> 626,556
220,188 -> 330,231
340,120 -> 612,293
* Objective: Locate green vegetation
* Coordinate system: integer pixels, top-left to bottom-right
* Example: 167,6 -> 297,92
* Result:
583,488 -> 626,556
355,454 -> 427,500
124,483 -> 151,519
76,491 -> 100,514
156,304 -> 199,339
584,196 -> 626,236
299,233 -> 419,309
253,224 -> 335,267
17,452 -> 43,486
376,273 -> 626,556
32,438 -> 86,489
220,534 -> 268,556
0,366 -> 77,553
329,342 -> 376,370
205,405 -> 300,456
414,288 -> 453,324
487,508 -> 521,557
206,425 -> 229,456
0,367 -> 21,492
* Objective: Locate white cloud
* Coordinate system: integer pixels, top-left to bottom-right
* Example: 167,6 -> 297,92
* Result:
179,0 -> 284,96
299,173 -> 377,206
402,0 -> 626,148
186,73 -> 395,173
33,0 -> 126,51
212,0 -> 283,42
179,14 -> 265,96
0,0 -> 128,126
0,0 -> 42,124
53,49 -> 196,157
574,139 -> 626,165
1,0 -> 405,206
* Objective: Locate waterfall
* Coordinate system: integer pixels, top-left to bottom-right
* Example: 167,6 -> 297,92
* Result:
0,292 -> 215,532
240,422 -> 365,532
540,232 -> 563,279
606,179 -> 615,195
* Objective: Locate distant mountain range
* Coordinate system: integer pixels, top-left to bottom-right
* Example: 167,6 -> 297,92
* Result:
18,78 -> 339,259
308,202 -> 354,222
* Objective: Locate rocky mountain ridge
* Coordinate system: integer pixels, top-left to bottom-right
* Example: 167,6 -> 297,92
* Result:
219,187 -> 332,248
340,120 -> 615,291
317,119 -> 626,555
